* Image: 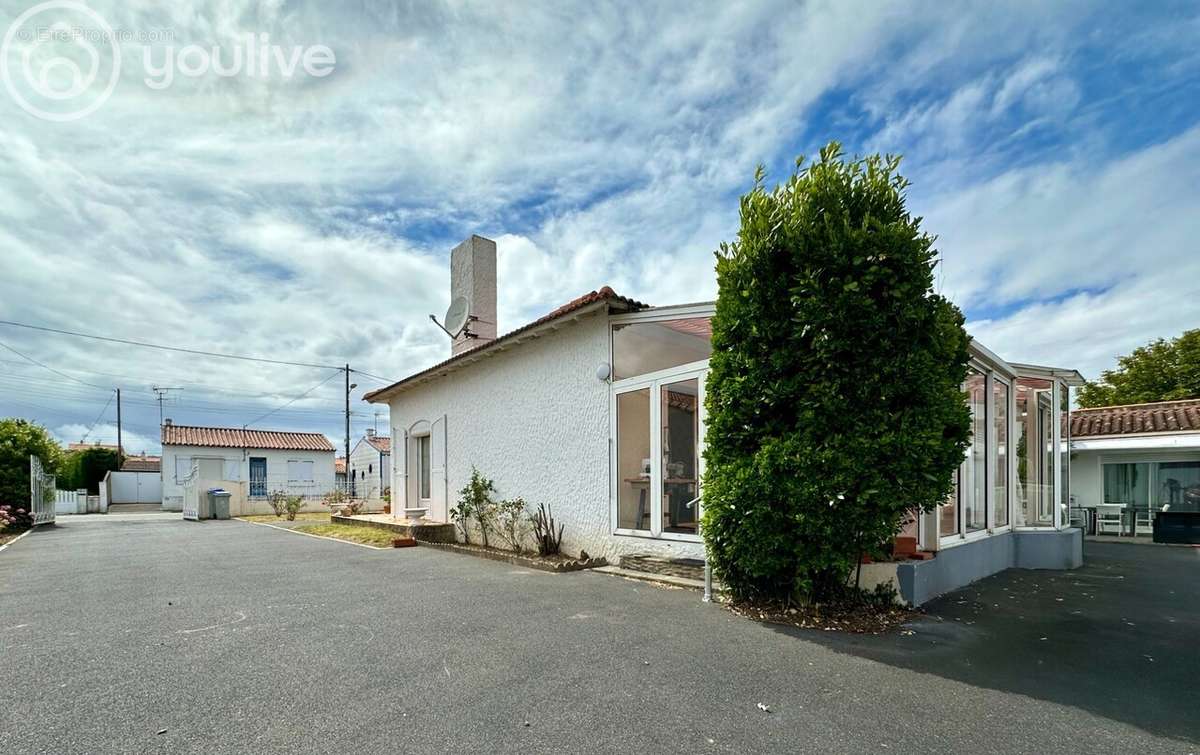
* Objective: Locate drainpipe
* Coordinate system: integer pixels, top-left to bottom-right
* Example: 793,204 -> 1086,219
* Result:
703,545 -> 713,603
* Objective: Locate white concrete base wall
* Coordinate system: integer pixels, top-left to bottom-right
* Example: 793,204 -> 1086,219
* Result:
386,310 -> 706,563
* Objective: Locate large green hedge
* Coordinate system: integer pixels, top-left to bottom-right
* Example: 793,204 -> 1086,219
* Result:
701,144 -> 971,603
0,418 -> 62,507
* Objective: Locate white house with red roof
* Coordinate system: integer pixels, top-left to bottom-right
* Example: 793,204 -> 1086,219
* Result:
160,420 -> 336,513
349,430 -> 391,502
366,235 -> 1087,605
1069,399 -> 1200,539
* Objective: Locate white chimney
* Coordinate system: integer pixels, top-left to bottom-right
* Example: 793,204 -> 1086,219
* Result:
365,428 -> 375,438
450,235 -> 497,356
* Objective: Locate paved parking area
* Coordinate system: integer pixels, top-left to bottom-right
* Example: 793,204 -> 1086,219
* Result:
0,516 -> 1194,753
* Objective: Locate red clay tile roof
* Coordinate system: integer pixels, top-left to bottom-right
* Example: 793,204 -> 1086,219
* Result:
120,455 -> 161,472
162,424 -> 336,451
68,442 -> 118,452
364,286 -> 647,401
335,457 -> 347,474
1071,399 -> 1200,438
366,436 -> 391,453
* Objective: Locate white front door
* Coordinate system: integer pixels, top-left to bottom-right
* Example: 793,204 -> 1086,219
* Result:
613,365 -> 706,538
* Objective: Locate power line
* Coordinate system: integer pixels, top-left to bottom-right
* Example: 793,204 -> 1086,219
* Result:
0,319 -> 343,370
0,338 -> 112,390
245,369 -> 345,428
81,391 -> 116,443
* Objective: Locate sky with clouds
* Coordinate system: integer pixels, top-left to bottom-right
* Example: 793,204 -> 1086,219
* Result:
0,0 -> 1197,454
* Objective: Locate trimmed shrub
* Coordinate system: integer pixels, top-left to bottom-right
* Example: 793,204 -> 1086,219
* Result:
702,143 -> 971,603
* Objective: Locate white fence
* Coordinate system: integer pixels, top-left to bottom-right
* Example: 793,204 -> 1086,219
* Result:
54,489 -> 88,515
29,455 -> 56,525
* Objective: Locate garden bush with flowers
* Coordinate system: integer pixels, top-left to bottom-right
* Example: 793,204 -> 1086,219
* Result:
0,503 -> 33,534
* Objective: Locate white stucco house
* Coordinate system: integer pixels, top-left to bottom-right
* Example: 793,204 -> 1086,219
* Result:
1069,399 -> 1200,539
365,235 -> 1086,605
160,421 -> 337,514
348,430 -> 391,501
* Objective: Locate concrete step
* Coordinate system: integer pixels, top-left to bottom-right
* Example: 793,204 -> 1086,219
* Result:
618,554 -> 705,581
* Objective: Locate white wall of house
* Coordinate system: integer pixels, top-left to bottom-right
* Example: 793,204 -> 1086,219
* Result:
1071,443 -> 1200,509
383,309 -> 705,562
348,438 -> 389,500
160,445 -> 335,511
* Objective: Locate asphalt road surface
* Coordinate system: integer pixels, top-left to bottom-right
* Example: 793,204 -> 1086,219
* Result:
1,514 -> 1193,753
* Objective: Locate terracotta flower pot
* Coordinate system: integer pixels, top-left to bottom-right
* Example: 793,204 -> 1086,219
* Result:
392,537 -> 417,548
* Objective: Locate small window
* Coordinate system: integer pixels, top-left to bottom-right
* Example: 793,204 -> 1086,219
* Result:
287,460 -> 314,482
369,463 -> 373,474
418,435 -> 431,500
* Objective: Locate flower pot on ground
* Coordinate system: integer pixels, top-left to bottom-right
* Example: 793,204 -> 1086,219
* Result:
392,536 -> 417,548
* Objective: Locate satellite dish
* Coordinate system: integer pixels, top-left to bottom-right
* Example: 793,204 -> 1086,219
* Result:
443,296 -> 470,338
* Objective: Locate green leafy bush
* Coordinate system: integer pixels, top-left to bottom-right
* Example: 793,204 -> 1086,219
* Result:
0,419 -> 61,507
702,143 -> 971,603
58,447 -> 118,493
495,497 -> 530,552
284,495 -> 304,521
453,467 -> 497,546
267,490 -> 289,518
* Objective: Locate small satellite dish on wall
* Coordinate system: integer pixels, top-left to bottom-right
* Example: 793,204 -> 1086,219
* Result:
430,296 -> 473,339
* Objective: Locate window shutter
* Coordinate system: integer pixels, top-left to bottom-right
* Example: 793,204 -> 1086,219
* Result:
398,429 -> 409,512
430,415 -> 447,520
176,457 -> 191,483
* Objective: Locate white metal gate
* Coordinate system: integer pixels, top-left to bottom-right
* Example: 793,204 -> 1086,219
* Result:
29,455 -> 56,525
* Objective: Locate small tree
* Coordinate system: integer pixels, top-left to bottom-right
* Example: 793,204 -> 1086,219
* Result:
0,419 -> 62,506
453,467 -> 497,546
702,143 -> 971,604
59,447 -> 119,493
267,490 -> 289,518
284,495 -> 304,521
1078,329 -> 1200,407
495,497 -> 530,552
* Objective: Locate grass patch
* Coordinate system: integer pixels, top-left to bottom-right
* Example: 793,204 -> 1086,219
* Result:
294,523 -> 397,547
239,512 -> 330,523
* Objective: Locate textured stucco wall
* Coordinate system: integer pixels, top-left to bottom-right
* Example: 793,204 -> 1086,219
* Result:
385,310 -> 705,562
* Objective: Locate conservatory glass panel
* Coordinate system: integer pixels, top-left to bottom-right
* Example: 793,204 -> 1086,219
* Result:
964,369 -> 988,532
994,379 -> 1010,528
612,318 -> 712,380
616,388 -> 652,530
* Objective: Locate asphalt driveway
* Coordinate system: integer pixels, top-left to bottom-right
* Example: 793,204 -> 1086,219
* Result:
0,515 -> 1193,754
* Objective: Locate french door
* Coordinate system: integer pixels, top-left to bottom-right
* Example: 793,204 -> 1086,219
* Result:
612,365 -> 706,539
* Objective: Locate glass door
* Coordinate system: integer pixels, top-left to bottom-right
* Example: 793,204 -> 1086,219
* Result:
249,457 -> 267,498
614,367 -> 706,539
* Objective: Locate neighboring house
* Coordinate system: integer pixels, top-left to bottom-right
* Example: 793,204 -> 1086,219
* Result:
365,235 -> 1086,606
160,420 -> 336,514
120,454 -> 161,472
335,456 -> 347,487
1070,399 -> 1200,537
349,430 -> 391,500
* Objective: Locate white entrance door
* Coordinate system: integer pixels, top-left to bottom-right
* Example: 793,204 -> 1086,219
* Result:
613,366 -> 706,538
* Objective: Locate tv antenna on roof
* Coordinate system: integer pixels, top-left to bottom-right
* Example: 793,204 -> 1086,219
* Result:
430,296 -> 477,340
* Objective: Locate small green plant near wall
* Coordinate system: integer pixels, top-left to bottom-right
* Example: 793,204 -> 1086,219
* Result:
453,467 -> 497,546
702,143 -> 971,605
267,490 -> 289,518
530,502 -> 564,556
495,497 -> 530,552
284,495 -> 304,521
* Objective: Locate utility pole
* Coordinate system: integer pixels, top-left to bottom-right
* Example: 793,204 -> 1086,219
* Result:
116,388 -> 123,467
152,386 -> 180,428
344,365 -> 355,478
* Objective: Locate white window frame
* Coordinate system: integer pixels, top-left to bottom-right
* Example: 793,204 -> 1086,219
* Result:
416,433 -> 432,503
609,360 -> 708,543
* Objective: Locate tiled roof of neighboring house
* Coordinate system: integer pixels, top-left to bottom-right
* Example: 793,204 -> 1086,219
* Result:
1070,399 -> 1200,438
364,286 -> 647,402
68,442 -> 118,452
335,457 -> 347,474
120,455 -> 161,472
366,436 -> 391,453
162,424 -> 336,451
